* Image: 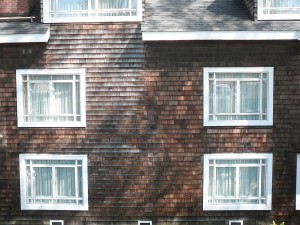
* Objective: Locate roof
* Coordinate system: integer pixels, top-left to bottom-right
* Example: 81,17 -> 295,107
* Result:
0,22 -> 50,43
141,0 -> 300,41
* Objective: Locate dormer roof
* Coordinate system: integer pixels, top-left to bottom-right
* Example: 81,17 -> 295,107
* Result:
142,0 -> 300,41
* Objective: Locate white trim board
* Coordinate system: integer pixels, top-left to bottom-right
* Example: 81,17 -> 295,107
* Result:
0,29 -> 50,43
142,31 -> 300,41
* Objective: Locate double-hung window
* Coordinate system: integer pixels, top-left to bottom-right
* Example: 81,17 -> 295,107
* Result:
16,69 -> 86,128
203,153 -> 273,211
258,0 -> 300,20
19,154 -> 88,211
203,67 -> 273,126
43,0 -> 143,23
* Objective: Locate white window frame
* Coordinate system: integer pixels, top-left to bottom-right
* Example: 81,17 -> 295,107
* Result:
229,221 -> 243,225
138,221 -> 152,225
50,220 -> 64,225
19,154 -> 89,211
42,0 -> 143,23
203,153 -> 273,211
296,154 -> 300,210
16,69 -> 86,128
203,67 -> 273,127
258,0 -> 300,20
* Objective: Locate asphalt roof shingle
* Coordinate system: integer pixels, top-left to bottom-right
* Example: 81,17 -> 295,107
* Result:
142,0 -> 300,32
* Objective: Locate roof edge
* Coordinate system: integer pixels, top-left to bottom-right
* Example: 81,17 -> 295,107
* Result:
0,27 -> 50,43
142,31 -> 300,41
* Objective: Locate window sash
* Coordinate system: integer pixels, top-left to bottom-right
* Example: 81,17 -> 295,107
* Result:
263,0 -> 300,15
23,75 -> 80,123
49,0 -> 137,18
26,159 -> 83,205
208,73 -> 268,121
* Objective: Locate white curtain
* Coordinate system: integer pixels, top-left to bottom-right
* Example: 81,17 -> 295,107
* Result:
30,166 -> 79,204
98,0 -> 129,9
57,168 -> 76,198
57,0 -> 88,10
264,0 -> 300,14
209,73 -> 265,121
27,76 -> 75,122
208,160 -> 265,203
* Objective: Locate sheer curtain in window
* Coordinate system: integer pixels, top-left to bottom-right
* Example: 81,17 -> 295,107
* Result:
28,78 -> 74,122
33,167 -> 52,201
56,0 -> 88,11
210,74 -> 263,121
263,0 -> 300,14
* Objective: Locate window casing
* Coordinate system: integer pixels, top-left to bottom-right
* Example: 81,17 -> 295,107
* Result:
43,0 -> 143,23
19,154 -> 88,211
16,69 -> 86,128
258,0 -> 300,20
203,67 -> 273,127
203,153 -> 273,211
138,221 -> 152,225
296,154 -> 300,210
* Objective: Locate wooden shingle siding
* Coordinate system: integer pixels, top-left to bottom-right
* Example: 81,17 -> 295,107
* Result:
1,15 -> 300,225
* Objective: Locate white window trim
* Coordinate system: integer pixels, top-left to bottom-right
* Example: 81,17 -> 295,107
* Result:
229,221 -> 243,225
296,154 -> 300,210
257,0 -> 300,20
42,0 -> 143,23
16,69 -> 86,128
138,221 -> 152,225
203,153 -> 273,211
50,220 -> 64,225
19,154 -> 89,211
203,67 -> 274,127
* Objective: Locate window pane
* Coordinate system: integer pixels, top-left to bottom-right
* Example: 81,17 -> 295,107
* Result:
56,167 -> 76,197
239,167 -> 258,198
30,83 -> 51,117
216,167 -> 235,197
54,83 -> 73,115
34,167 -> 52,197
240,81 -> 259,114
216,81 -> 236,114
58,0 -> 88,10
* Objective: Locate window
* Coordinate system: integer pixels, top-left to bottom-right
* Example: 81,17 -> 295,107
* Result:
43,0 -> 143,23
258,0 -> 300,20
50,221 -> 64,225
19,154 -> 88,211
16,69 -> 86,128
229,221 -> 243,225
203,153 -> 273,211
203,67 -> 273,126
138,221 -> 152,225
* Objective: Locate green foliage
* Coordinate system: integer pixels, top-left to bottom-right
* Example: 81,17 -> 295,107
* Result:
272,221 -> 284,225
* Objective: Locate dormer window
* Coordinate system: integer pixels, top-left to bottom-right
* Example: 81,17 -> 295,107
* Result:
258,0 -> 300,20
43,0 -> 142,23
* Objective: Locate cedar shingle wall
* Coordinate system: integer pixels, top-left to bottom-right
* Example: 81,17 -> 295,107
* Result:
1,26 -> 300,225
0,0 -> 32,16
